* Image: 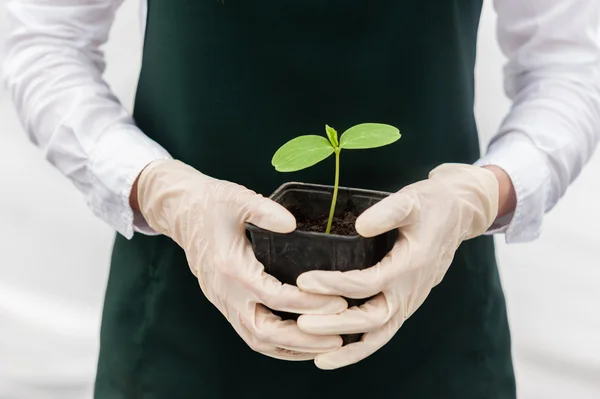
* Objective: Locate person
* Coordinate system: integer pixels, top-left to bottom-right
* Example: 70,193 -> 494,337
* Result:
3,0 -> 599,397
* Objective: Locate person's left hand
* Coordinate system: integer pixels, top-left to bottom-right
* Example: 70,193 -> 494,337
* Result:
295,163 -> 500,370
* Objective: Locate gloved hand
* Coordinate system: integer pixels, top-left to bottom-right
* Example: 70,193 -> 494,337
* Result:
295,163 -> 499,369
136,159 -> 348,361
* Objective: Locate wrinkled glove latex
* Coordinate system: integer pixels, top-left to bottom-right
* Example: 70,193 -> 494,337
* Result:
295,163 -> 499,369
136,159 -> 348,361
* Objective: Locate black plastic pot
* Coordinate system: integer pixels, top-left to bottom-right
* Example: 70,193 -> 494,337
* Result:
246,182 -> 397,345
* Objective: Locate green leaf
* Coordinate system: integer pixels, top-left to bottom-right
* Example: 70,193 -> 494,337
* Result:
272,135 -> 335,172
325,124 -> 339,147
339,123 -> 401,149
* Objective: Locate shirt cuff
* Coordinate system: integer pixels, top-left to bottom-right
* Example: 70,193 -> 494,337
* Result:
475,132 -> 551,243
88,125 -> 172,239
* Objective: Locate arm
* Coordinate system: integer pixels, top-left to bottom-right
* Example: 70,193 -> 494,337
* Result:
2,0 -> 172,239
292,1 -> 600,370
476,0 -> 600,242
3,1 -> 349,356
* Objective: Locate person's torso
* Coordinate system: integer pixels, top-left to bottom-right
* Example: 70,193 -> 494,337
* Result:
133,0 -> 484,194
94,2 -> 516,398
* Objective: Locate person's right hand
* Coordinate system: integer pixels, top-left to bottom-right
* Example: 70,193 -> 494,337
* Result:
136,159 -> 347,360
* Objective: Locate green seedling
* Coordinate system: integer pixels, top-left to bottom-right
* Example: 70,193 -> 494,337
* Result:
272,123 -> 400,234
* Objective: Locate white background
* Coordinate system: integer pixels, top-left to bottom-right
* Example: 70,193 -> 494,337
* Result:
0,1 -> 599,398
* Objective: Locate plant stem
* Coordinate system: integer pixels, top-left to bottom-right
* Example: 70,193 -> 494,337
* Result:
326,148 -> 340,234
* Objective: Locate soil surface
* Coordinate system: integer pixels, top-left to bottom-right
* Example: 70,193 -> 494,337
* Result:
290,207 -> 358,236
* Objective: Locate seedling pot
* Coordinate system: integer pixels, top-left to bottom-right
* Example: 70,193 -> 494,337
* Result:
246,182 -> 397,345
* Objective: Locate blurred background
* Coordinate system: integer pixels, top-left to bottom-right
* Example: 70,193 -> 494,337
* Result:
0,1 -> 599,398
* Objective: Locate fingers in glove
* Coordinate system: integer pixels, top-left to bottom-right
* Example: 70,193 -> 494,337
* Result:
312,311 -> 406,370
253,266 -> 348,315
297,293 -> 393,335
231,311 -> 316,361
297,268 -> 435,336
296,239 -> 411,299
241,191 -> 296,234
238,305 -> 343,356
310,276 -> 436,370
355,190 -> 417,237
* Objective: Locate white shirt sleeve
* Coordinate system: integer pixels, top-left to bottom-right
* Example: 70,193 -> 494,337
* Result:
476,0 -> 600,243
2,0 -> 172,239
5,1 -> 599,244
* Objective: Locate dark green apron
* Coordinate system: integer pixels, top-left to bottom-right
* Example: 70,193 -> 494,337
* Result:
94,1 -> 516,397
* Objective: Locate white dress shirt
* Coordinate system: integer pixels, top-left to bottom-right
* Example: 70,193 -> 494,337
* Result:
2,0 -> 600,243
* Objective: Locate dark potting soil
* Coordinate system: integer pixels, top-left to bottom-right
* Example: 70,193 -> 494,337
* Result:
289,207 -> 358,236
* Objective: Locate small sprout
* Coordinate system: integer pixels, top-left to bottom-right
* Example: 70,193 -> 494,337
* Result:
325,125 -> 339,147
272,123 -> 400,234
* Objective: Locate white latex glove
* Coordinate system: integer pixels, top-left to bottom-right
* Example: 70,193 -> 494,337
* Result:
136,159 -> 348,361
295,163 -> 499,369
